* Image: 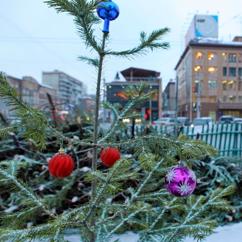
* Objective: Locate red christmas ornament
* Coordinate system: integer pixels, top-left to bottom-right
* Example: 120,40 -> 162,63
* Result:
48,149 -> 74,178
100,147 -> 121,167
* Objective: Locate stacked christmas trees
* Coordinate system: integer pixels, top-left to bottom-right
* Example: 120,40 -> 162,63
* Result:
0,1 -> 238,242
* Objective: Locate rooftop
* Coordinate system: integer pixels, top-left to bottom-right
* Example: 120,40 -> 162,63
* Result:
175,37 -> 242,70
121,67 -> 160,80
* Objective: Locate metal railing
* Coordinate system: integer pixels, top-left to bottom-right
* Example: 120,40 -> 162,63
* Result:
122,123 -> 242,157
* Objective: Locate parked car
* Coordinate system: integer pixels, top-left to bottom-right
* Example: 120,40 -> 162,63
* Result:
153,117 -> 175,126
177,117 -> 190,126
191,117 -> 213,134
153,117 -> 176,134
219,115 -> 234,123
233,118 -> 242,124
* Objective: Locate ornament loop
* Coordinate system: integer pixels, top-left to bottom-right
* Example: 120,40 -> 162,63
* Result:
59,148 -> 65,153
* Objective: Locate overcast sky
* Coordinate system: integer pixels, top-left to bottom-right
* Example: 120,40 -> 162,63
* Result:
0,0 -> 242,93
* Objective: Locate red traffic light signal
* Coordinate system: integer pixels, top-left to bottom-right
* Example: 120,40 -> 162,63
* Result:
144,108 -> 151,120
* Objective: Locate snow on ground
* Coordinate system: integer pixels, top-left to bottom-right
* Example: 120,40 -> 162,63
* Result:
64,222 -> 242,242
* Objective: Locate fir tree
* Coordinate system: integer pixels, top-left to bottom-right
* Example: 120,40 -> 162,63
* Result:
0,1 -> 237,242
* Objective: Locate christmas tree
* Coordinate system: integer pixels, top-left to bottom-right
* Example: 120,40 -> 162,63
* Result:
0,1 -> 237,242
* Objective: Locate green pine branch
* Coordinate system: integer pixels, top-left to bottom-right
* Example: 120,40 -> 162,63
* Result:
0,127 -> 14,139
105,29 -> 170,58
79,56 -> 99,68
0,73 -> 48,149
45,0 -> 101,52
0,167 -> 55,221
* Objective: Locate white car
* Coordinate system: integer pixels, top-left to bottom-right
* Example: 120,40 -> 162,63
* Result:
153,117 -> 175,126
234,118 -> 242,124
191,117 -> 213,134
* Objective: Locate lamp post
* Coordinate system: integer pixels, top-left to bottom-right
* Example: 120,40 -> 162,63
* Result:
195,80 -> 201,118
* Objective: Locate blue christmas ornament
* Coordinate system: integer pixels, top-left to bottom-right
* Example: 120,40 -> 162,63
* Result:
97,0 -> 119,33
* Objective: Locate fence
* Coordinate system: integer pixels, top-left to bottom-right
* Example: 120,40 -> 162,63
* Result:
127,123 -> 242,158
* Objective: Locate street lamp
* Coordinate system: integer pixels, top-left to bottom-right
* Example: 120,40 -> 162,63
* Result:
195,80 -> 201,118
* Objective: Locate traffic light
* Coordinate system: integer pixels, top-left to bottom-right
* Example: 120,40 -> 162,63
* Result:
144,108 -> 151,121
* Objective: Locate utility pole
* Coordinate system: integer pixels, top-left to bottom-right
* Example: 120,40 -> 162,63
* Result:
196,81 -> 201,118
175,76 -> 179,136
102,78 -> 106,122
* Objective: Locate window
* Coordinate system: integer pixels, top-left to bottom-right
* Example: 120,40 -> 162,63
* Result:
239,96 -> 242,102
195,52 -> 203,59
222,80 -> 227,91
229,96 -> 236,102
228,53 -> 237,63
208,67 -> 217,73
239,68 -> 242,77
194,65 -> 201,72
239,54 -> 242,63
194,80 -> 202,93
223,96 -> 227,102
208,52 -> 215,61
223,67 -> 227,76
229,67 -> 236,77
222,80 -> 235,91
208,80 -> 217,89
239,81 -> 242,91
228,80 -> 235,90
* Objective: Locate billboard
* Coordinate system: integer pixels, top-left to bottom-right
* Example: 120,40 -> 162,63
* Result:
185,15 -> 218,46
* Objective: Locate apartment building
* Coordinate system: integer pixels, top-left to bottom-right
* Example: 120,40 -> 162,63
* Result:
42,70 -> 86,109
0,75 -> 57,119
175,37 -> 242,120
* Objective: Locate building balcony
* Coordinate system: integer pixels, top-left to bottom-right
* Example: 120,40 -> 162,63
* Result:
124,77 -> 160,82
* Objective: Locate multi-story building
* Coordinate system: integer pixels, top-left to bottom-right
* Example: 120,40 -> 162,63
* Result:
42,70 -> 86,109
21,76 -> 41,107
162,80 -> 176,117
175,37 -> 242,120
106,67 -> 162,121
0,74 -> 57,119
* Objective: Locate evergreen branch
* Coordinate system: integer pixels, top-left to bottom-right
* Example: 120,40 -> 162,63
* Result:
102,102 -> 119,121
105,28 -> 170,58
0,221 -> 76,242
0,73 -> 48,149
108,205 -> 147,237
45,0 -> 101,52
99,91 -> 153,143
149,198 -> 178,230
79,56 -> 99,68
0,127 -> 14,139
84,159 -> 125,223
130,159 -> 164,202
44,0 -> 76,14
0,167 -> 54,218
165,186 -> 235,242
0,73 -> 29,110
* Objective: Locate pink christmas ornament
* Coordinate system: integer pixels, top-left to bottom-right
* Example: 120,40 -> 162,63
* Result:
165,166 -> 196,197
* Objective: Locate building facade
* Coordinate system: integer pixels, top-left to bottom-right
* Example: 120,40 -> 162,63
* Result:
175,37 -> 242,120
0,74 -> 57,119
106,67 -> 162,121
42,70 -> 86,109
162,80 -> 176,117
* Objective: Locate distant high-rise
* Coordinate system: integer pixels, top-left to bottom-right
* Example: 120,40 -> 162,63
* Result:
42,70 -> 86,109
